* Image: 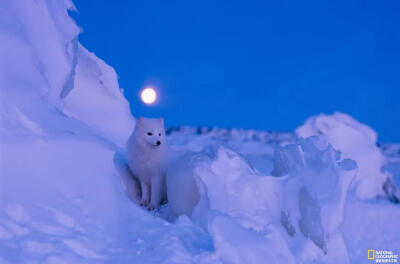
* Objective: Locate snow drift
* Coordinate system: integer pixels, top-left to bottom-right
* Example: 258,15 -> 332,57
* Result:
0,0 -> 133,145
296,112 -> 398,201
0,1 -> 217,263
166,121 -> 400,264
168,137 -> 357,264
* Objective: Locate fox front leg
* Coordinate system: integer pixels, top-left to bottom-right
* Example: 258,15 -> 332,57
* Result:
140,182 -> 150,206
147,176 -> 163,210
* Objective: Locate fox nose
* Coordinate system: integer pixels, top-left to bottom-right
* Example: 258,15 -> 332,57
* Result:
156,141 -> 161,146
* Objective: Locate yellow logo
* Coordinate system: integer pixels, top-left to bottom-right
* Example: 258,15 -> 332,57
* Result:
368,250 -> 375,260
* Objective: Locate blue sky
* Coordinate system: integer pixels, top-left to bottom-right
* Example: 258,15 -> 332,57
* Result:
72,0 -> 400,142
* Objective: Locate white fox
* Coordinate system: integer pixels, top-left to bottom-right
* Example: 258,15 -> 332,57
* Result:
126,117 -> 168,210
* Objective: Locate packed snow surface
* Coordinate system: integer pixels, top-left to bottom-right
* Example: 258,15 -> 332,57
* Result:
1,1 -> 399,263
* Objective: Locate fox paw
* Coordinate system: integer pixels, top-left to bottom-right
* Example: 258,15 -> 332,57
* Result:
140,199 -> 149,206
147,203 -> 158,211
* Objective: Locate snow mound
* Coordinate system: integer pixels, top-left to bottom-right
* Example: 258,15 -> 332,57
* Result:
0,0 -> 133,146
296,112 -> 396,200
168,137 -> 357,263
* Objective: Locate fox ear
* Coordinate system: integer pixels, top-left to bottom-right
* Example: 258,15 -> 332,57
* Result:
159,117 -> 164,124
137,117 -> 144,124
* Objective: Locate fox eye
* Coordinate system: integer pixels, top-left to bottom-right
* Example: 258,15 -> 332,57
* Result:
147,132 -> 153,136
158,133 -> 161,136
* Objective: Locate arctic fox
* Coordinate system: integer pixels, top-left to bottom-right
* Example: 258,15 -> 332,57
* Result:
126,117 -> 168,210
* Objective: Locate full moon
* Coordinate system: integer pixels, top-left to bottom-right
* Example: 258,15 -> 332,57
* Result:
140,87 -> 157,104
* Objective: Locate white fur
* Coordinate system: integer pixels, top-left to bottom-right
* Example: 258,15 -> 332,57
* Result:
126,117 -> 168,210
167,153 -> 200,221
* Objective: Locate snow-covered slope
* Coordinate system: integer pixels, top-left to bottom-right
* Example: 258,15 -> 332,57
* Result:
1,1 -> 399,263
0,0 -> 133,145
0,1 -> 216,263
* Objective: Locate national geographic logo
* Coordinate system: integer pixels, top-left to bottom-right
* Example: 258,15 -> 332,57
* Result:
368,250 -> 398,263
368,250 -> 375,260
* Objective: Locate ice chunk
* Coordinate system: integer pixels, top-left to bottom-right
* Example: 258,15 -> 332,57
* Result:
168,136 -> 356,263
296,112 -> 393,200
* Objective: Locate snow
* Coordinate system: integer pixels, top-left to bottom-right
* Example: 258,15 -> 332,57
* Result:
1,1 -> 399,263
0,0 -> 133,145
166,137 -> 358,263
296,112 -> 394,200
381,143 -> 400,189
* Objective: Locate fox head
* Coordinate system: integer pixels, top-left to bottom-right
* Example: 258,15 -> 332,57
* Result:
134,117 -> 166,148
